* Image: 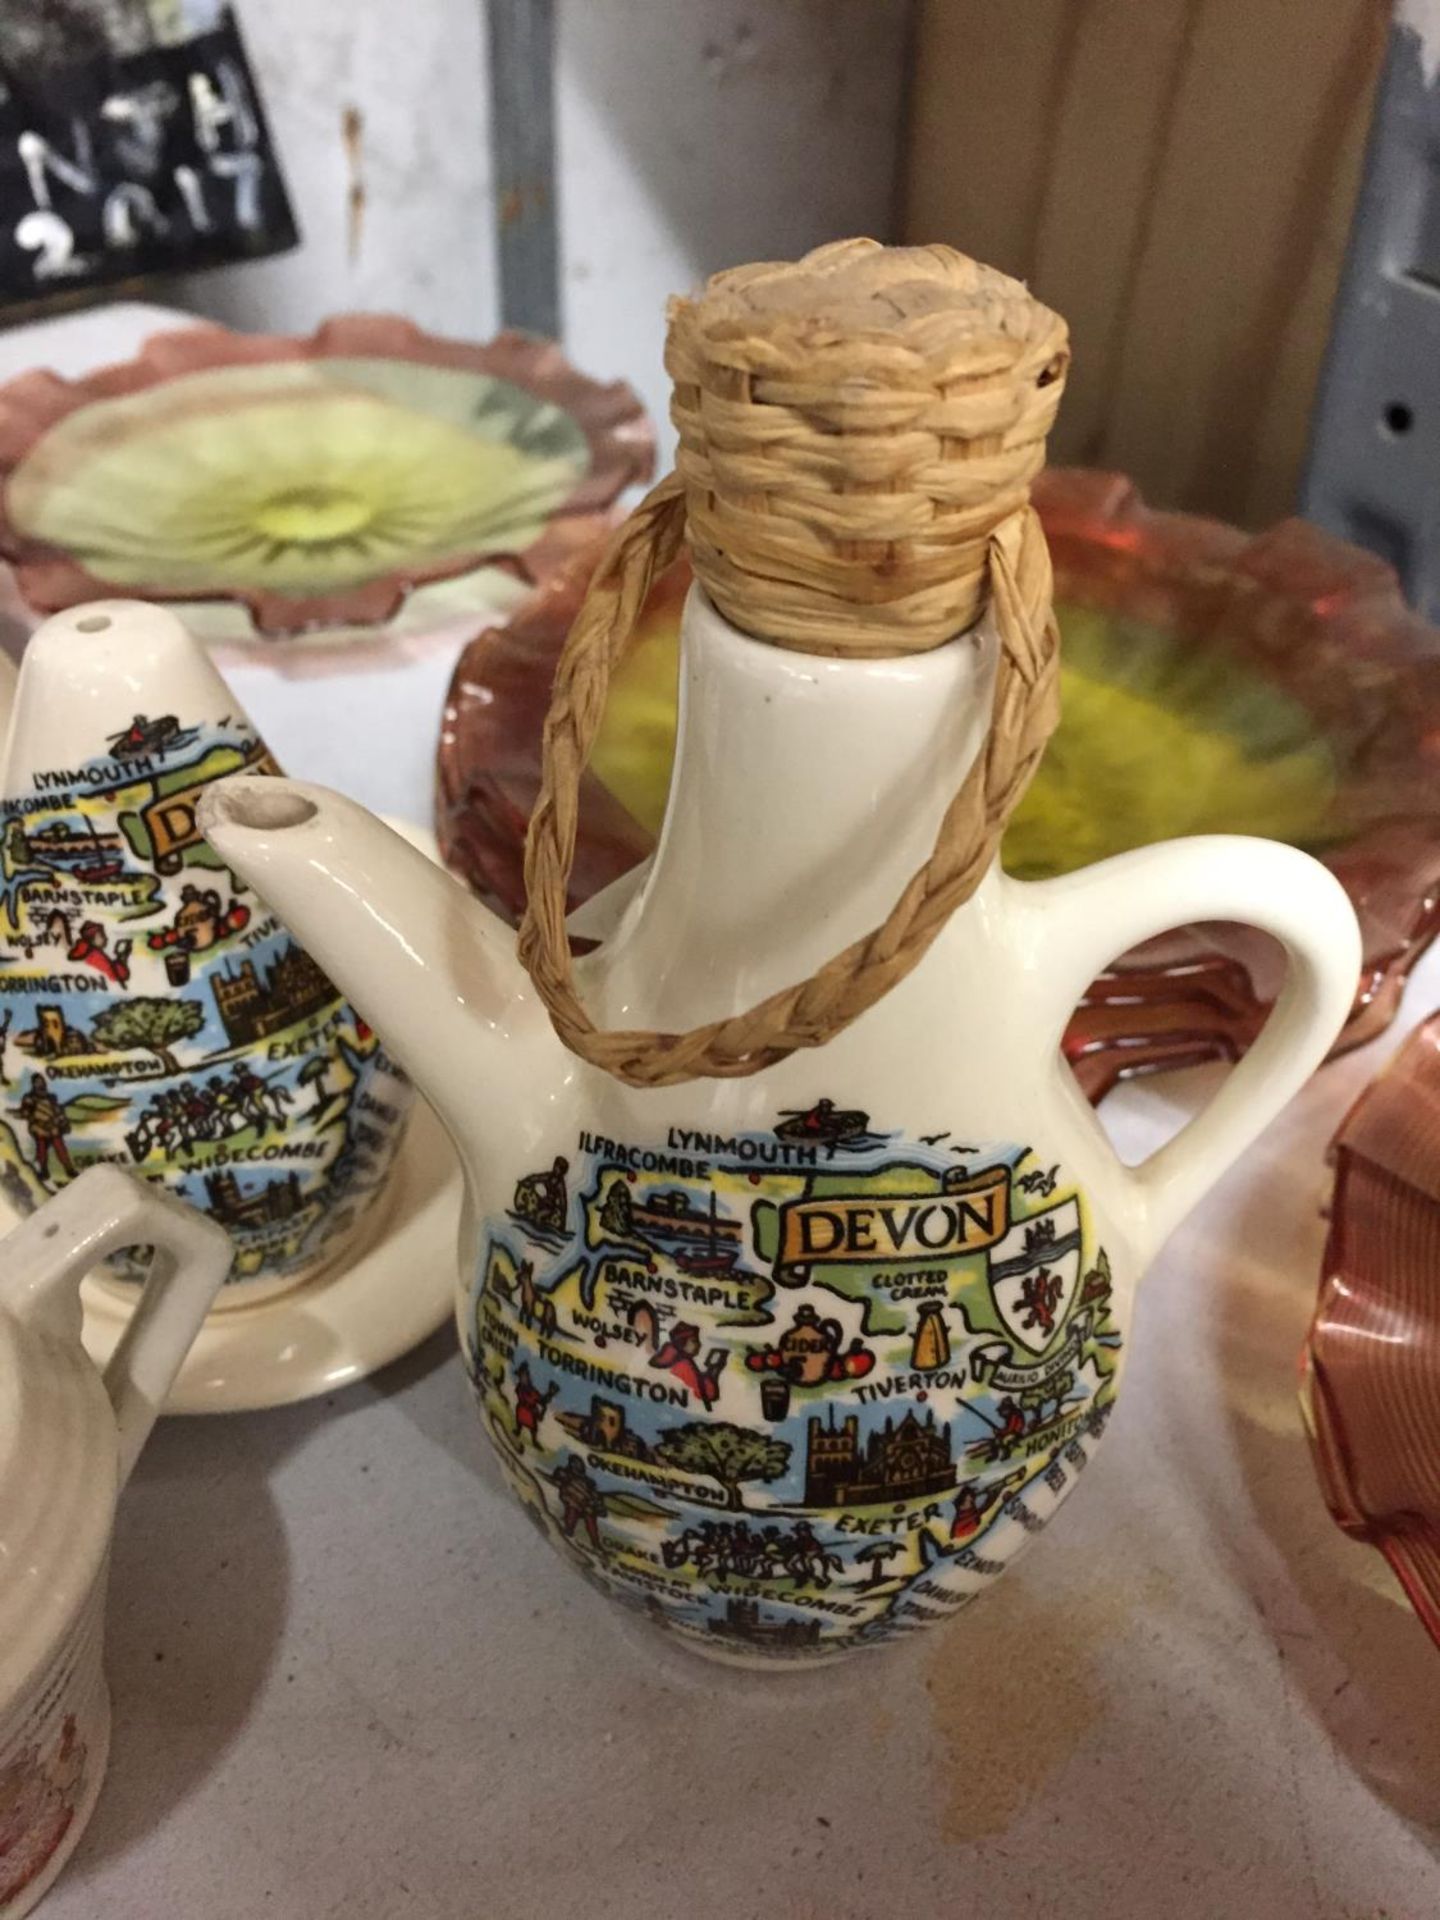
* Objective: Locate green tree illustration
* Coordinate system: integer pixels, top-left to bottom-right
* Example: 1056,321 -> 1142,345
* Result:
653,1421 -> 790,1511
90,997 -> 203,1075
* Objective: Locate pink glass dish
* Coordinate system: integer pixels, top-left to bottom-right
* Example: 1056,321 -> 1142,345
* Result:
1305,1010 -> 1440,1652
436,470 -> 1440,1098
0,315 -> 653,639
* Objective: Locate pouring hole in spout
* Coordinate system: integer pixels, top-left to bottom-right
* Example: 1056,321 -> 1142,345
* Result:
206,784 -> 319,832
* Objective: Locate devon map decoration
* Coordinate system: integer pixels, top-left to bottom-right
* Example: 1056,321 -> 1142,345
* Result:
466,1106 -> 1122,1659
0,708 -> 410,1291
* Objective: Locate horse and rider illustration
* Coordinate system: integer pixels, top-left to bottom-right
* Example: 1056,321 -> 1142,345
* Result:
661,1517 -> 844,1588
125,1061 -> 294,1161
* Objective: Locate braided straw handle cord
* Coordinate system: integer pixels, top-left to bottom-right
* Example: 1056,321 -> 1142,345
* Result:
517,475 -> 1061,1089
518,240 -> 1069,1088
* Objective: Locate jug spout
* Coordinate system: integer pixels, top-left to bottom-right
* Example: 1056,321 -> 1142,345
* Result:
199,778 -> 524,1154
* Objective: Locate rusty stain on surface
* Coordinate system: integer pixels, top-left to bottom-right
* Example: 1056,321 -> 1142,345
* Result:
925,1568 -> 1174,1842
498,180 -> 550,229
342,104 -> 365,264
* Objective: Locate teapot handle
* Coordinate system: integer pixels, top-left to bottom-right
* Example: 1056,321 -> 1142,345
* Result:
1016,835 -> 1361,1261
0,1167 -> 230,1486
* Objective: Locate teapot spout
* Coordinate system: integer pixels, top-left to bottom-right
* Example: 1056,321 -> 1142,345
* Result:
199,778 -> 524,1155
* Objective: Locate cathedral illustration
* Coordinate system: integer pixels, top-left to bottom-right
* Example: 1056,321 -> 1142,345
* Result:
804,1407 -> 956,1507
204,1168 -> 306,1231
707,1598 -> 822,1649
211,943 -> 336,1045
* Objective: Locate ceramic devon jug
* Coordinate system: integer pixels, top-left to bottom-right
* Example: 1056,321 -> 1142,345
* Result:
0,601 -> 412,1302
201,242 -> 1362,1665
0,1167 -> 229,1914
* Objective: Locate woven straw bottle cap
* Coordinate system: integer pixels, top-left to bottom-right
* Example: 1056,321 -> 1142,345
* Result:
665,237 -> 1069,657
518,237 -> 1071,1086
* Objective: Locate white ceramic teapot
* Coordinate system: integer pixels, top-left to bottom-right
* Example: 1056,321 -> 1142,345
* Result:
0,1167 -> 229,1913
0,601 -> 412,1302
199,243 -> 1362,1665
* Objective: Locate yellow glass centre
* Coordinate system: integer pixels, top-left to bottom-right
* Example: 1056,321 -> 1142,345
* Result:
252,483 -> 374,545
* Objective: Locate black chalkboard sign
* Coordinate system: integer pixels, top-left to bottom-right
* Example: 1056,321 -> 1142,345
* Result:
0,7 -> 298,309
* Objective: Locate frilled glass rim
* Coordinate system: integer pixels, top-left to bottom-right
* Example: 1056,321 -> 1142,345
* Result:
0,316 -> 654,637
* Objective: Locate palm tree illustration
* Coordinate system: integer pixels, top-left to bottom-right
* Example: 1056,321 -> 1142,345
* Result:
298,1054 -> 335,1118
855,1540 -> 901,1588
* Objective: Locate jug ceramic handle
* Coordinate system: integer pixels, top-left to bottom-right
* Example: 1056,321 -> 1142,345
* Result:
1017,835 -> 1361,1260
0,1167 -> 230,1485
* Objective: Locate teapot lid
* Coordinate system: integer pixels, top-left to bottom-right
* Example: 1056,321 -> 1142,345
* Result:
0,1296 -> 118,1701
